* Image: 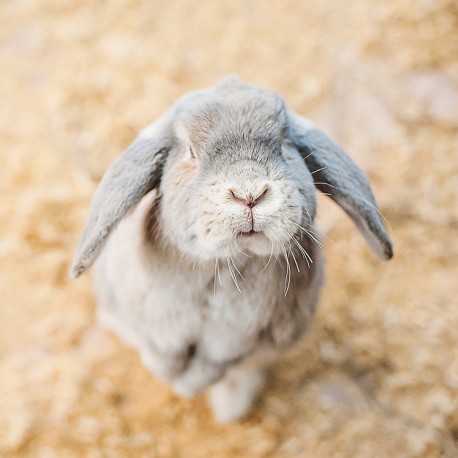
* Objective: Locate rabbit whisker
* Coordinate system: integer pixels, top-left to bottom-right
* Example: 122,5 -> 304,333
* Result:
313,181 -> 393,232
233,238 -> 252,259
227,256 -> 241,293
302,205 -> 313,223
230,253 -> 246,284
192,235 -> 209,269
293,222 -> 323,249
217,258 -> 222,286
310,166 -> 328,175
174,183 -> 201,193
292,234 -> 312,267
302,148 -> 317,160
228,239 -> 244,265
281,243 -> 291,297
256,241 -> 275,278
213,258 -> 218,295
299,215 -> 337,246
289,243 -> 300,273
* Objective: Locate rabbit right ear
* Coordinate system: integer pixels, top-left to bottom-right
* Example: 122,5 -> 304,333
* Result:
69,112 -> 173,278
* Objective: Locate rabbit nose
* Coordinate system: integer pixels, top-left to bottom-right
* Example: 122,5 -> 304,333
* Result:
229,186 -> 269,208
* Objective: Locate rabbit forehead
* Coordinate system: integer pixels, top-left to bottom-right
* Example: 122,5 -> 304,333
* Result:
174,87 -> 286,159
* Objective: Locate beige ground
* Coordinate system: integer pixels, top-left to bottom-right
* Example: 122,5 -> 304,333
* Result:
1,0 -> 458,457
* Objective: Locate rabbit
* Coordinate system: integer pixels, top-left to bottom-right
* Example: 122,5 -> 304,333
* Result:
70,76 -> 393,423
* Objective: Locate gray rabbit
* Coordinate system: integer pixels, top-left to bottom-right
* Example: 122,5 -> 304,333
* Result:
70,76 -> 393,423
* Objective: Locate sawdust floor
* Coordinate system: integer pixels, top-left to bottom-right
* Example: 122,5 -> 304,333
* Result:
1,0 -> 458,457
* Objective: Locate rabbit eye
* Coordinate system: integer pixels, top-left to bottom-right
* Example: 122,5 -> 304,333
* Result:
189,147 -> 196,159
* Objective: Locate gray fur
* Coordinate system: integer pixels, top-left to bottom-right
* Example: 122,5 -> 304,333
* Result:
287,113 -> 393,259
70,76 -> 392,422
70,115 -> 172,278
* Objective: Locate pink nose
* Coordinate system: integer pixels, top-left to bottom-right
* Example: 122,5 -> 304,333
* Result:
230,188 -> 268,208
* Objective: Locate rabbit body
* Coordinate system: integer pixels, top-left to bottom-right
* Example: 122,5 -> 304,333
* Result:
71,77 -> 392,422
94,187 -> 323,403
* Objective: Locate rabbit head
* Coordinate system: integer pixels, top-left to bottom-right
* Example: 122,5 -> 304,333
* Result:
70,76 -> 392,278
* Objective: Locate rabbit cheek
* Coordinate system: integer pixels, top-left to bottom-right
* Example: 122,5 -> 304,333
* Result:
193,207 -> 236,258
159,164 -> 206,256
258,185 -> 301,241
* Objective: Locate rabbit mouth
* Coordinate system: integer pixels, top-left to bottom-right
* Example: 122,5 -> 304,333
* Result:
238,230 -> 261,237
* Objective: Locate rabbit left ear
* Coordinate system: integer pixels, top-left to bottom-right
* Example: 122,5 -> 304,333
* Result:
287,111 -> 393,260
69,113 -> 172,278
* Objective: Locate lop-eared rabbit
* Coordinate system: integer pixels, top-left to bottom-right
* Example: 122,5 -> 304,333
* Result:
71,77 -> 393,423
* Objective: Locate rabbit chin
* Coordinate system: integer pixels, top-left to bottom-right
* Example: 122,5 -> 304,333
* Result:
235,232 -> 273,256
188,232 -> 273,261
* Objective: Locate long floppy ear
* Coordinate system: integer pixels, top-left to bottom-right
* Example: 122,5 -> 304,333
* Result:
69,113 -> 172,278
288,111 -> 393,260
